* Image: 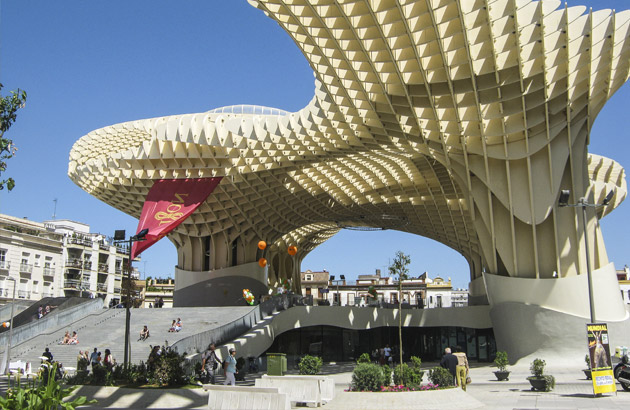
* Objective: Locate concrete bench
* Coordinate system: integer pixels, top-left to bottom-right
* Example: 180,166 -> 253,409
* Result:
273,375 -> 335,403
202,384 -> 290,410
255,375 -> 322,407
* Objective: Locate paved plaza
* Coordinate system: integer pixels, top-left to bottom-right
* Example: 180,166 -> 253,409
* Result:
2,361 -> 630,409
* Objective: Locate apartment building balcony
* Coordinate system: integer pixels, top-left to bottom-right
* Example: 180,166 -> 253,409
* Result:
99,243 -> 110,251
19,263 -> 33,274
0,260 -> 10,270
0,288 -> 8,297
113,287 -> 122,294
43,267 -> 55,277
81,280 -> 91,289
97,283 -> 108,292
98,263 -> 108,273
17,290 -> 30,299
65,258 -> 83,269
83,261 -> 93,270
67,236 -> 93,247
64,279 -> 81,289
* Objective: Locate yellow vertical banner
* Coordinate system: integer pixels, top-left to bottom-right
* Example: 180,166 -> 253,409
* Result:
587,323 -> 616,395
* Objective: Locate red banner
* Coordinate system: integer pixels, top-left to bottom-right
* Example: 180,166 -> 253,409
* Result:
131,177 -> 222,259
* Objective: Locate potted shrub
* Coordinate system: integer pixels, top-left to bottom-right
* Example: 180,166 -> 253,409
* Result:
493,351 -> 510,381
527,358 -> 555,391
583,354 -> 592,380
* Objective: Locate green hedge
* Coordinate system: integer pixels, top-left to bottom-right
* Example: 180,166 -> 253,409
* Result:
351,363 -> 389,391
298,355 -> 323,375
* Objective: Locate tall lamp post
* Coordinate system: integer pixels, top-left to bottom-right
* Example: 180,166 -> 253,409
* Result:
4,277 -> 16,375
558,189 -> 614,323
113,228 -> 148,370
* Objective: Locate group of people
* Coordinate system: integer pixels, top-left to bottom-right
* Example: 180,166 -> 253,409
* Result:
200,343 -> 238,386
59,330 -> 79,345
37,304 -> 55,319
86,347 -> 116,371
167,318 -> 182,332
439,346 -> 470,390
150,297 -> 165,308
370,344 -> 400,366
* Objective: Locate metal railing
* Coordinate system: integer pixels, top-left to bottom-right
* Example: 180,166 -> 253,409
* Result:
65,258 -> 83,269
43,267 -> 55,276
64,279 -> 81,289
98,263 -> 108,273
0,260 -> 9,270
68,236 -> 93,247
97,283 -> 108,292
17,290 -> 30,298
19,264 -> 33,274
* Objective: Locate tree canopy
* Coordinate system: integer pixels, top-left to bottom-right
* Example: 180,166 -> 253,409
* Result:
0,83 -> 27,191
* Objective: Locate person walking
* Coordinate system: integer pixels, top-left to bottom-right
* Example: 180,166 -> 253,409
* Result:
439,347 -> 458,386
453,345 -> 469,391
201,343 -> 219,384
223,348 -> 238,386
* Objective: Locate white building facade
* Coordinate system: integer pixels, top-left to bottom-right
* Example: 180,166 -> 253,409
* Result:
0,214 -> 129,307
301,269 -> 468,308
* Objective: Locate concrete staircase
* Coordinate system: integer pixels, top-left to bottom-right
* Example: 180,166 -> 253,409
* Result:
9,306 -> 256,370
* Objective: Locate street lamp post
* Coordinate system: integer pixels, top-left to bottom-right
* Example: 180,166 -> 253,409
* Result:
558,189 -> 614,323
113,228 -> 148,370
4,277 -> 16,375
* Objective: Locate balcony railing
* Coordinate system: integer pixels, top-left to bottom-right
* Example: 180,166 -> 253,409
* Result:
113,287 -> 122,294
98,263 -> 108,273
17,290 -> 30,298
99,243 -> 109,251
64,279 -> 81,289
115,268 -> 123,275
83,261 -> 93,270
97,283 -> 108,292
0,260 -> 9,270
19,264 -> 33,274
43,267 -> 55,277
68,236 -> 93,247
65,259 -> 83,269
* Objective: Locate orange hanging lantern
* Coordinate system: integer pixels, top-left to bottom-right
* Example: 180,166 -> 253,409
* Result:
258,257 -> 267,267
258,240 -> 267,250
288,246 -> 297,256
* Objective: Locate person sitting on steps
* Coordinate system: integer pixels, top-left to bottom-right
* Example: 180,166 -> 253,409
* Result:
139,325 -> 150,341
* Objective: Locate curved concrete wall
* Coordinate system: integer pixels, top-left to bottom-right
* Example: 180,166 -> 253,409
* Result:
484,263 -> 630,363
211,305 -> 491,363
484,263 -> 627,320
174,262 -> 268,307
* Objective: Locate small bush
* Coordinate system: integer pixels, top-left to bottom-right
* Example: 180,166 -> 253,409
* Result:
298,355 -> 323,375
428,366 -> 454,387
393,363 -> 423,387
351,363 -> 389,391
357,353 -> 371,364
530,358 -> 546,377
381,364 -> 392,385
410,356 -> 422,369
152,349 -> 188,386
494,351 -> 509,372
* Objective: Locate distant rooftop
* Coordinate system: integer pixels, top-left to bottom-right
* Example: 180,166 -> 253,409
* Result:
207,104 -> 290,116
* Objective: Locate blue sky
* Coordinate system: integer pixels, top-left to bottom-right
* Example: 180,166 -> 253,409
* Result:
0,0 -> 628,289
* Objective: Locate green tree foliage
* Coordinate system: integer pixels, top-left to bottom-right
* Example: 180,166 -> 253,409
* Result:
356,353 -> 371,364
388,250 -> 410,383
0,84 -> 27,191
298,355 -> 323,375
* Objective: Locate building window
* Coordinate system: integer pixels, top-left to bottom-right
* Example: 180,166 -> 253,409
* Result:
305,274 -> 313,281
436,295 -> 442,308
305,287 -> 311,295
333,292 -> 340,305
347,293 -> 355,305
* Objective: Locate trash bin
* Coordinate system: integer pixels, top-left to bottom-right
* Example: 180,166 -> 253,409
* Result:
267,353 -> 287,376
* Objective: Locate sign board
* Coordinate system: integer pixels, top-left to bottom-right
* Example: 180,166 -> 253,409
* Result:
586,323 -> 616,395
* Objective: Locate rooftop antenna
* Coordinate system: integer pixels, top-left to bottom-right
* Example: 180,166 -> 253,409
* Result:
52,199 -> 57,220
